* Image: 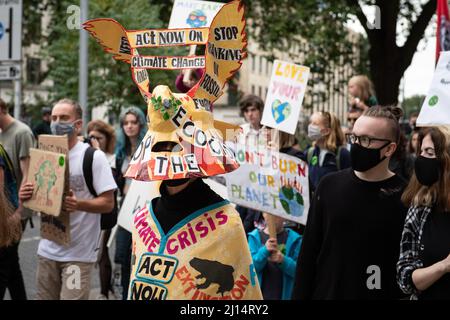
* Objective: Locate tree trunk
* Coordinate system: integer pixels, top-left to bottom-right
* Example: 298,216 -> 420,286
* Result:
369,44 -> 403,106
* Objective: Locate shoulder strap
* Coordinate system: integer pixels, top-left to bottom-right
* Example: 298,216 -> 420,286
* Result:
336,146 -> 343,170
83,147 -> 97,197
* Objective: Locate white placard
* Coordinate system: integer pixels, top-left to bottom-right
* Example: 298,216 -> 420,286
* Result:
0,0 -> 22,61
417,51 -> 450,126
261,60 -> 310,135
226,144 -> 310,225
168,0 -> 224,29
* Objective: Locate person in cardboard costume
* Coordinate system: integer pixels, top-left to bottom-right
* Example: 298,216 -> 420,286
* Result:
85,0 -> 263,300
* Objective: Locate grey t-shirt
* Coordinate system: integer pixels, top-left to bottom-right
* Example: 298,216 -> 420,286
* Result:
0,119 -> 35,186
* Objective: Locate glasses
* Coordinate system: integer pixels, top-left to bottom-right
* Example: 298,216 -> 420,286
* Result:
346,133 -> 391,148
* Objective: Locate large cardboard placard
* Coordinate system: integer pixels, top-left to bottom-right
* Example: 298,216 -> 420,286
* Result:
226,144 -> 310,225
261,60 -> 310,135
36,135 -> 71,246
24,148 -> 66,217
168,0 -> 224,29
417,51 -> 450,126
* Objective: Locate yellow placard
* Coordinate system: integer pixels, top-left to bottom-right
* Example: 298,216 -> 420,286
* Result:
188,0 -> 247,104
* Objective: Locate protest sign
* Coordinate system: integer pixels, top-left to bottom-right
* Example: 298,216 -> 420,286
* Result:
36,135 -> 71,245
187,0 -> 247,106
24,148 -> 66,217
261,60 -> 310,135
417,51 -> 450,126
168,0 -> 224,29
117,180 -> 160,232
226,144 -> 310,225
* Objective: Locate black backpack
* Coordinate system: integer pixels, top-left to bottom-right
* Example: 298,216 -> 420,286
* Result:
82,147 -> 118,230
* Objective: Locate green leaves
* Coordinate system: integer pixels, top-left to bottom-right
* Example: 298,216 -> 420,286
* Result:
152,96 -> 181,121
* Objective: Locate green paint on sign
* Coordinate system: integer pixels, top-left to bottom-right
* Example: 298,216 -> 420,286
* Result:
428,95 -> 439,107
59,156 -> 65,167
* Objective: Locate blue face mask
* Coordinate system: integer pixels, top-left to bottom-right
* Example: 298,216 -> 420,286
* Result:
50,121 -> 77,136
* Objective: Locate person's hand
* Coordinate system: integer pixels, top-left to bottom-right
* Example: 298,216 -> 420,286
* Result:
348,96 -> 357,107
19,182 -> 34,202
64,189 -> 78,212
265,238 -> 278,253
441,253 -> 450,273
268,250 -> 284,264
90,137 -> 100,150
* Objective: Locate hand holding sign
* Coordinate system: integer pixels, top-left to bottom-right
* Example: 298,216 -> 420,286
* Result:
64,189 -> 78,213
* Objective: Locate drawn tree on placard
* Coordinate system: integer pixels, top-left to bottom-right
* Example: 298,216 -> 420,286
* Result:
34,160 -> 57,206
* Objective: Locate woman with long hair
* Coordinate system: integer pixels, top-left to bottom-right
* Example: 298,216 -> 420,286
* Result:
113,106 -> 147,300
87,120 -> 117,300
305,111 -> 351,194
397,127 -> 450,300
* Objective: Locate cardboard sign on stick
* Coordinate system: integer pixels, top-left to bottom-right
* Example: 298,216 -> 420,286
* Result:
226,144 -> 310,225
261,60 -> 310,135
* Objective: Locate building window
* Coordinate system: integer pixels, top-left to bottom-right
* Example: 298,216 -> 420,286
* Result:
259,56 -> 263,75
258,86 -> 262,98
251,85 -> 255,94
26,57 -> 42,85
251,54 -> 255,72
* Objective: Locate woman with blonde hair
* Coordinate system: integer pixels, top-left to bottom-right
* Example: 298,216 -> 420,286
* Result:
397,126 -> 450,300
304,111 -> 351,194
348,75 -> 378,112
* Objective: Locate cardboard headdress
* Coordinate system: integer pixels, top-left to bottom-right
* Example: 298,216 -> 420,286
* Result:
84,0 -> 247,181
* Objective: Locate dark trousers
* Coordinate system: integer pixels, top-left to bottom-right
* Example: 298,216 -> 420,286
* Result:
0,242 -> 27,300
114,226 -> 132,300
99,229 -> 113,297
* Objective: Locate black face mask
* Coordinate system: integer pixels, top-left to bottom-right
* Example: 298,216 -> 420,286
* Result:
164,178 -> 190,187
414,156 -> 440,186
350,142 -> 391,172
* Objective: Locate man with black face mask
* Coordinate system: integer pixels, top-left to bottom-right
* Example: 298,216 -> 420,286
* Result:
292,106 -> 408,300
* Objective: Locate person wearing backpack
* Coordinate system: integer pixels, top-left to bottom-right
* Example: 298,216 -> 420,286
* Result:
86,120 -> 118,300
19,99 -> 117,300
304,111 -> 351,195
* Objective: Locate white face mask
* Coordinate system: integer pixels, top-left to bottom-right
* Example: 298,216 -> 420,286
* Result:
307,124 -> 323,141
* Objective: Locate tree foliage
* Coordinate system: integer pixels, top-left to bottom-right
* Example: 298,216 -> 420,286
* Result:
25,0 -> 187,120
244,0 -> 437,105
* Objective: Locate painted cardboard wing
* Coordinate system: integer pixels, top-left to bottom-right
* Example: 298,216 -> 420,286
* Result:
84,0 -> 247,181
